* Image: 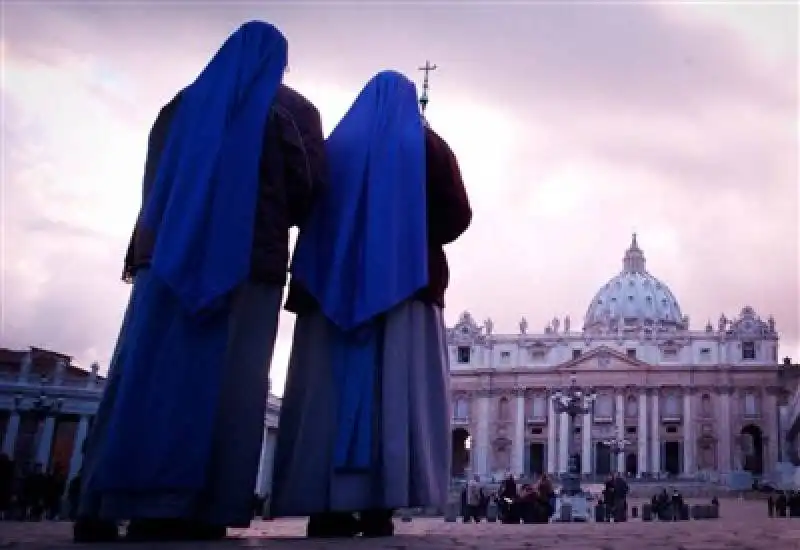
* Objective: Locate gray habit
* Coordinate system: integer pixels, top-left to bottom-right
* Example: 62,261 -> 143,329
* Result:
78,269 -> 282,527
271,299 -> 451,516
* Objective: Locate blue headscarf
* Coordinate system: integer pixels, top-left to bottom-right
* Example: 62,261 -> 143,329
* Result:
291,70 -> 428,331
141,21 -> 288,314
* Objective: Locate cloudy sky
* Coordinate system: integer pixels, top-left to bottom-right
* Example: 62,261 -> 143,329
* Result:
2,1 -> 798,393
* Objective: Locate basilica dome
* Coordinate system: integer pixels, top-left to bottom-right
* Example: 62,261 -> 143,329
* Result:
583,235 -> 684,333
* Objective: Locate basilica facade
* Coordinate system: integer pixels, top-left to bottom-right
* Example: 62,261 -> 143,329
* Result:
447,236 -> 785,481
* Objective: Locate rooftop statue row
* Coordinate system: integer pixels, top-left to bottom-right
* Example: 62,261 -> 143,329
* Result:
451,306 -> 777,340
0,348 -> 104,390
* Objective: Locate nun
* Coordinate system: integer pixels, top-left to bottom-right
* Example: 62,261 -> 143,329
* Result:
73,20 -> 326,543
272,70 -> 472,538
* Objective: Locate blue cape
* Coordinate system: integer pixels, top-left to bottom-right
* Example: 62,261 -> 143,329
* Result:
142,21 -> 288,314
291,70 -> 428,331
93,21 -> 287,494
291,71 -> 427,470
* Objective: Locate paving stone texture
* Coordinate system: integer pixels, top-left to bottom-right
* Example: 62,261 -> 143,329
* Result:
1,499 -> 798,549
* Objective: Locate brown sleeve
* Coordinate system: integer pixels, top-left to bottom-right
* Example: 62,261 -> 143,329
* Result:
426,127 -> 472,245
274,94 -> 327,228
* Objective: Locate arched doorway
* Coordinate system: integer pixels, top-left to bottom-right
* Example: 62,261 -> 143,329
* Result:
595,442 -> 611,475
451,428 -> 470,478
528,442 -> 545,475
740,424 -> 764,475
625,452 -> 637,477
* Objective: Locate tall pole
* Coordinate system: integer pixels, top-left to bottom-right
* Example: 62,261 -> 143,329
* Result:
552,375 -> 596,495
418,60 -> 437,116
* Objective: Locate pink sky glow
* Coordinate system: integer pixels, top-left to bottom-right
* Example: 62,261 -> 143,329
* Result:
1,2 -> 798,395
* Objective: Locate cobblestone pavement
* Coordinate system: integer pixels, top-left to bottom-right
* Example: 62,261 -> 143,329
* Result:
1,500 -> 799,549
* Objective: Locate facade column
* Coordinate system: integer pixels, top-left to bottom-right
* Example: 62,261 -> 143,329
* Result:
2,412 -> 20,457
650,391 -> 660,475
581,405 -> 592,475
67,415 -> 90,480
558,412 -> 569,473
35,415 -> 57,469
512,391 -> 526,477
474,392 -> 491,477
683,391 -> 694,476
615,392 -> 625,474
637,392 -> 648,477
719,388 -> 732,473
766,390 -> 779,473
546,394 -> 557,474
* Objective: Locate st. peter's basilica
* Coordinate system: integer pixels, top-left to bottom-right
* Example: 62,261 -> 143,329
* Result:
447,235 -> 785,481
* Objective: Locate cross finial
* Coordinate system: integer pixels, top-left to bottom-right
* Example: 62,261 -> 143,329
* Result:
418,60 -> 437,114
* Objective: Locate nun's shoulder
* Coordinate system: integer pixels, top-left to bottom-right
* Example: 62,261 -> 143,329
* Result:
275,84 -> 321,119
424,125 -> 458,162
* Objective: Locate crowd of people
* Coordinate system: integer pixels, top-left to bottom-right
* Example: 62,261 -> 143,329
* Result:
768,491 -> 800,517
460,474 -> 556,524
598,473 -> 630,522
0,455 -> 80,521
648,488 -> 687,521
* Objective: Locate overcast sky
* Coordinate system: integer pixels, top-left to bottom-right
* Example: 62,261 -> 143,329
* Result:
2,1 -> 797,394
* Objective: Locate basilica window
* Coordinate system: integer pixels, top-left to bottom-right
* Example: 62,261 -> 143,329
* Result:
626,395 -> 638,417
531,395 -> 547,418
530,350 -> 546,362
457,346 -> 471,364
498,397 -> 510,420
500,351 -> 511,364
742,341 -> 756,361
594,395 -> 613,420
572,349 -> 582,360
744,393 -> 758,417
701,394 -> 712,417
663,395 -> 680,420
453,398 -> 469,420
626,348 -> 637,359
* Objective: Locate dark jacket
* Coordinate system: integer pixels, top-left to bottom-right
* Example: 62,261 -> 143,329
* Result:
122,84 -> 326,286
285,125 -> 472,314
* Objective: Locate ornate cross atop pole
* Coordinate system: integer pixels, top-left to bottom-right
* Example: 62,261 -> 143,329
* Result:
418,60 -> 437,115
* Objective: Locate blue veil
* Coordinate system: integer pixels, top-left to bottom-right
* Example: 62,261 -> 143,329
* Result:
94,21 -> 288,493
291,70 -> 428,331
291,71 -> 427,469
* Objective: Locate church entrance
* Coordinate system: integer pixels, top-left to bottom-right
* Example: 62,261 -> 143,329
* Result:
625,452 -> 637,477
528,443 -> 545,475
595,442 -> 611,475
740,424 -> 764,475
451,428 -> 470,478
664,441 -> 681,475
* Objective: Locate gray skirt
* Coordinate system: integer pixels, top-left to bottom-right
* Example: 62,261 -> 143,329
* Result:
271,300 -> 451,517
79,271 -> 283,527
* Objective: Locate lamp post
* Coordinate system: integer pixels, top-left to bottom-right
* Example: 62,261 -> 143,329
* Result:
602,437 -> 631,475
551,374 -> 597,495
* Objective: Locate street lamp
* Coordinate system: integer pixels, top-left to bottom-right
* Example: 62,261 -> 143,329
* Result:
602,437 -> 631,475
551,374 -> 597,495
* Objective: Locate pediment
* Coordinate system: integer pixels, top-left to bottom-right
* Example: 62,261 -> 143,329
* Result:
447,310 -> 486,346
556,346 -> 650,371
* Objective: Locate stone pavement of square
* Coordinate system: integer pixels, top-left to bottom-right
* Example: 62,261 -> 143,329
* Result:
1,500 -> 799,550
